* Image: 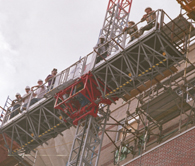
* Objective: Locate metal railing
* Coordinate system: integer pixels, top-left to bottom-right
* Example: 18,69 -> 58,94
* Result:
46,51 -> 95,93
1,9 -> 194,127
0,85 -> 46,126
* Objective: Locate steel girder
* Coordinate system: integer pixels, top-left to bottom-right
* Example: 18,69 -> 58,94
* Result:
0,97 -> 70,158
68,106 -> 110,166
100,0 -> 132,54
92,30 -> 185,100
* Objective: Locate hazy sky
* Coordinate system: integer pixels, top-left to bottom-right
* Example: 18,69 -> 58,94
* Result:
0,0 -> 181,106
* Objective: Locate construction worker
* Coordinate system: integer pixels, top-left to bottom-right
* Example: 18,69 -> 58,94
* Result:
45,68 -> 58,89
31,79 -> 46,99
94,35 -> 109,64
139,7 -> 156,35
9,93 -> 22,119
123,21 -> 139,43
22,86 -> 36,110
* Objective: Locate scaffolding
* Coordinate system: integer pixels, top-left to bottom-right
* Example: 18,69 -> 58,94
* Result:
107,63 -> 195,165
177,0 -> 195,20
0,3 -> 195,166
101,11 -> 195,165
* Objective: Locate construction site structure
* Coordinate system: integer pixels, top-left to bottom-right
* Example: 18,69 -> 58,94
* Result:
1,0 -> 195,165
177,0 -> 195,20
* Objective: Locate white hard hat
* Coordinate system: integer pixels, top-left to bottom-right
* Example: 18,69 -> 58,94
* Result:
16,93 -> 21,96
99,35 -> 105,39
38,79 -> 43,82
25,86 -> 30,89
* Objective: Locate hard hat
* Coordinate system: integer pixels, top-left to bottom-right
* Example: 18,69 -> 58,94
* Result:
99,35 -> 105,40
16,93 -> 21,96
128,21 -> 135,24
25,86 -> 30,90
145,7 -> 152,11
52,68 -> 57,72
38,79 -> 43,83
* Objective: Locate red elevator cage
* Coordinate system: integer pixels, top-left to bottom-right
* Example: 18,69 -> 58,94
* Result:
54,72 -> 118,125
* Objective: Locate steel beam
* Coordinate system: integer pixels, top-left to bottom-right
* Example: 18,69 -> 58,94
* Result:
68,106 -> 110,166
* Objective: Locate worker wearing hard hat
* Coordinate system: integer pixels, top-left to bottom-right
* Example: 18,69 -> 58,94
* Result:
139,7 -> 156,35
22,86 -> 36,110
31,79 -> 46,99
123,21 -> 139,43
22,86 -> 33,105
9,93 -> 23,119
94,35 -> 110,64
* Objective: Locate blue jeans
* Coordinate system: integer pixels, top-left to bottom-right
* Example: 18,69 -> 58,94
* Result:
10,104 -> 21,119
22,98 -> 40,110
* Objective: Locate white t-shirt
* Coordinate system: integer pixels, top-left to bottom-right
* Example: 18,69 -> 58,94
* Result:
22,91 -> 32,104
35,85 -> 46,98
14,99 -> 22,106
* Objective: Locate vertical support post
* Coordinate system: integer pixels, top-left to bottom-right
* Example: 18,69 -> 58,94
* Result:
121,31 -> 127,48
159,10 -> 164,30
26,92 -> 34,111
100,0 -> 132,54
68,106 -> 110,166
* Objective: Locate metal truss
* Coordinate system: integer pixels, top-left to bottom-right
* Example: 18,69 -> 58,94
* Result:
93,30 -> 185,101
93,10 -> 194,102
0,97 -> 70,164
108,63 -> 195,165
68,106 -> 110,166
176,0 -> 195,21
0,96 -> 12,124
12,149 -> 38,166
100,0 -> 132,54
1,8 -> 195,166
136,63 -> 195,148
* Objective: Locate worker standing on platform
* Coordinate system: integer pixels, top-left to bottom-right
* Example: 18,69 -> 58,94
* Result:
123,21 -> 139,43
139,7 -> 156,35
45,68 -> 57,89
31,79 -> 46,99
94,35 -> 109,64
9,93 -> 22,119
22,86 -> 36,110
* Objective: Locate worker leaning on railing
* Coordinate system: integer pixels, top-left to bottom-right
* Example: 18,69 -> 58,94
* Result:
9,93 -> 23,119
123,21 -> 139,43
139,7 -> 156,35
22,79 -> 48,111
4,68 -> 58,121
21,86 -> 37,111
7,79 -> 48,120
94,35 -> 110,64
31,79 -> 47,99
45,68 -> 58,90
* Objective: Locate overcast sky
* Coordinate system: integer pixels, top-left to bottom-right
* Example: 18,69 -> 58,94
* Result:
0,0 -> 181,106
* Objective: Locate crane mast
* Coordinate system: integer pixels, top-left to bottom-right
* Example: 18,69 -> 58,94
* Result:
1,1 -> 195,166
67,1 -> 133,165
100,0 -> 132,54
